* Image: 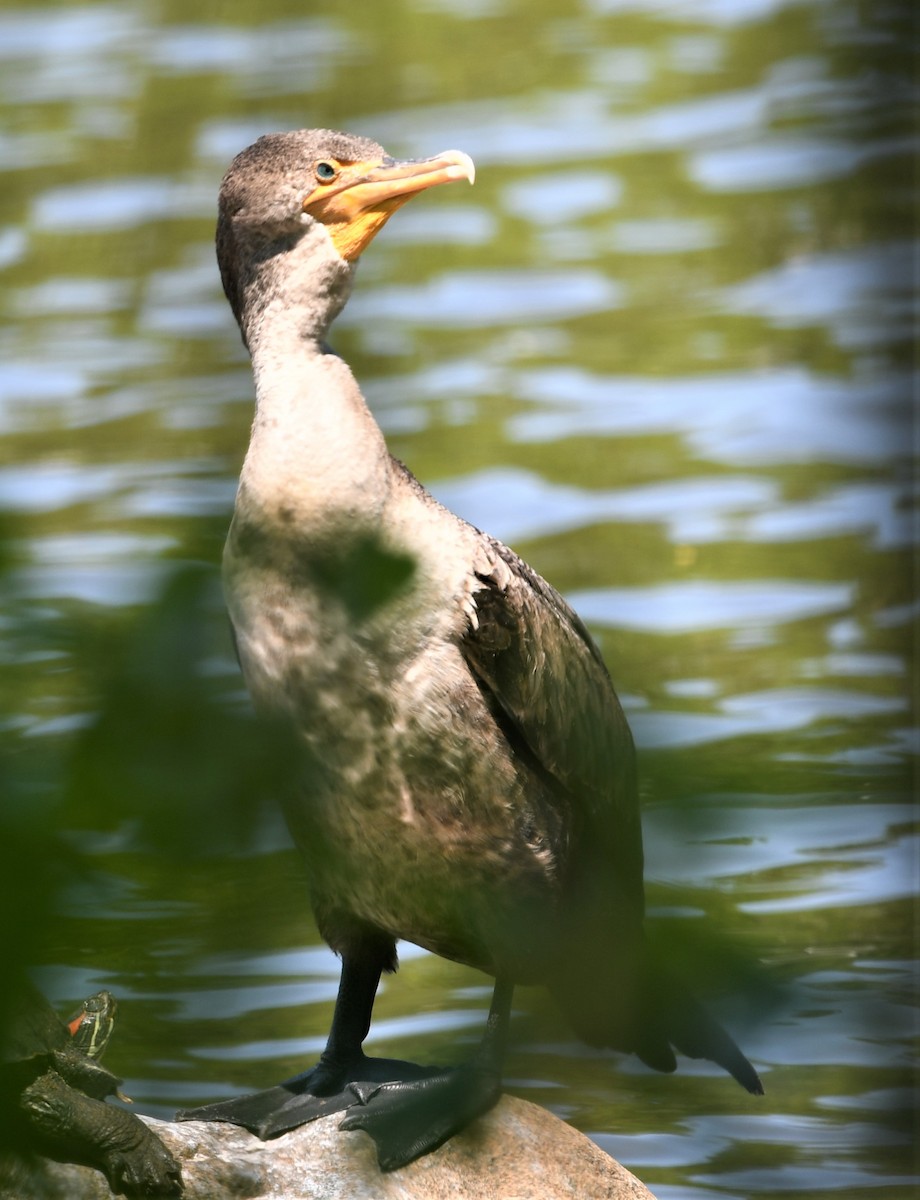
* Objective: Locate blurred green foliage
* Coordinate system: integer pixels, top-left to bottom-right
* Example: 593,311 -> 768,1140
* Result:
64,565 -> 302,857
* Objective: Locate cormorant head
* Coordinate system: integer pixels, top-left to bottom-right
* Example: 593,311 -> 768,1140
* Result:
216,128 -> 474,342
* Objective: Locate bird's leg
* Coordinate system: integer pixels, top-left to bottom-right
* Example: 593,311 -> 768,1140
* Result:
338,976 -> 513,1172
176,941 -> 438,1139
304,947 -> 388,1092
296,946 -> 441,1096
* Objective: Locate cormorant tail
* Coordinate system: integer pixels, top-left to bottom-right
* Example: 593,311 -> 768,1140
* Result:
644,967 -> 764,1095
553,949 -> 763,1095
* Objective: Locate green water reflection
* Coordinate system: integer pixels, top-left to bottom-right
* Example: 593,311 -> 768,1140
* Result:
0,0 -> 915,1196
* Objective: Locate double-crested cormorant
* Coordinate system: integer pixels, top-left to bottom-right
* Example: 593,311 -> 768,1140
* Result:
179,129 -> 762,1170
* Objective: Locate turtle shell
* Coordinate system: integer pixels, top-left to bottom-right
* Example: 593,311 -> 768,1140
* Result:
1,979 -> 71,1066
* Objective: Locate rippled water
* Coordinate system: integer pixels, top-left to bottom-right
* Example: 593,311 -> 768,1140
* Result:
1,1 -> 916,1197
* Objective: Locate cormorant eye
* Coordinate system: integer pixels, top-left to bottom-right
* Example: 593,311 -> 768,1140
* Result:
315,161 -> 337,182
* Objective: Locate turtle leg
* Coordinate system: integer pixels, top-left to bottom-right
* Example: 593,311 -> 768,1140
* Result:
22,1070 -> 182,1197
177,932 -> 440,1139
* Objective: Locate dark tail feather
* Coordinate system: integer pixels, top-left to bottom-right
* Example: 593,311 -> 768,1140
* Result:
654,981 -> 763,1095
553,949 -> 763,1095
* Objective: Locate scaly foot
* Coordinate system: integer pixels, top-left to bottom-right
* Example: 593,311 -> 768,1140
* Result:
339,1064 -> 502,1171
176,1053 -> 440,1139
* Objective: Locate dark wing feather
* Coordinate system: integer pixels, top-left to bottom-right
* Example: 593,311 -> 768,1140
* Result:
461,535 -> 640,868
459,537 -> 763,1095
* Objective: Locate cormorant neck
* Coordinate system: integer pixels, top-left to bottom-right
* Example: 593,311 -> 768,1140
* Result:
229,219 -> 356,352
236,284 -> 391,534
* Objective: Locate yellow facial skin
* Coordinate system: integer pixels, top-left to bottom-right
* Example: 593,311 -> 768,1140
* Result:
302,150 -> 475,261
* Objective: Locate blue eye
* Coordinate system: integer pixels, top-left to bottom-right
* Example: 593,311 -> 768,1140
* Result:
315,161 -> 337,182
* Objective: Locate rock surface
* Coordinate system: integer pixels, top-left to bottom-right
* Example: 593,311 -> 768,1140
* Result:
0,1095 -> 657,1199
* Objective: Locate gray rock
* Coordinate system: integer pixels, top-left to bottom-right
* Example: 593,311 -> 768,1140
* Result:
0,1096 -> 657,1198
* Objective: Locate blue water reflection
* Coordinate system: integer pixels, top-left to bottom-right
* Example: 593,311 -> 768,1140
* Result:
348,269 -> 621,326
510,367 -> 907,464
722,242 -> 915,347
570,580 -> 854,632
432,468 -> 778,544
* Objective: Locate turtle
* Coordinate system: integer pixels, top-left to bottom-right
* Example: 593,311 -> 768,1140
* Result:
1,978 -> 182,1197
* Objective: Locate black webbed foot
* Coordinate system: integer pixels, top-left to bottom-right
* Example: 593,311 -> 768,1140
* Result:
177,954 -> 513,1171
339,1064 -> 503,1172
175,1053 -> 441,1139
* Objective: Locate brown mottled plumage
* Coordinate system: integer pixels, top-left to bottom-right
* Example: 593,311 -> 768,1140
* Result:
179,129 -> 761,1171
